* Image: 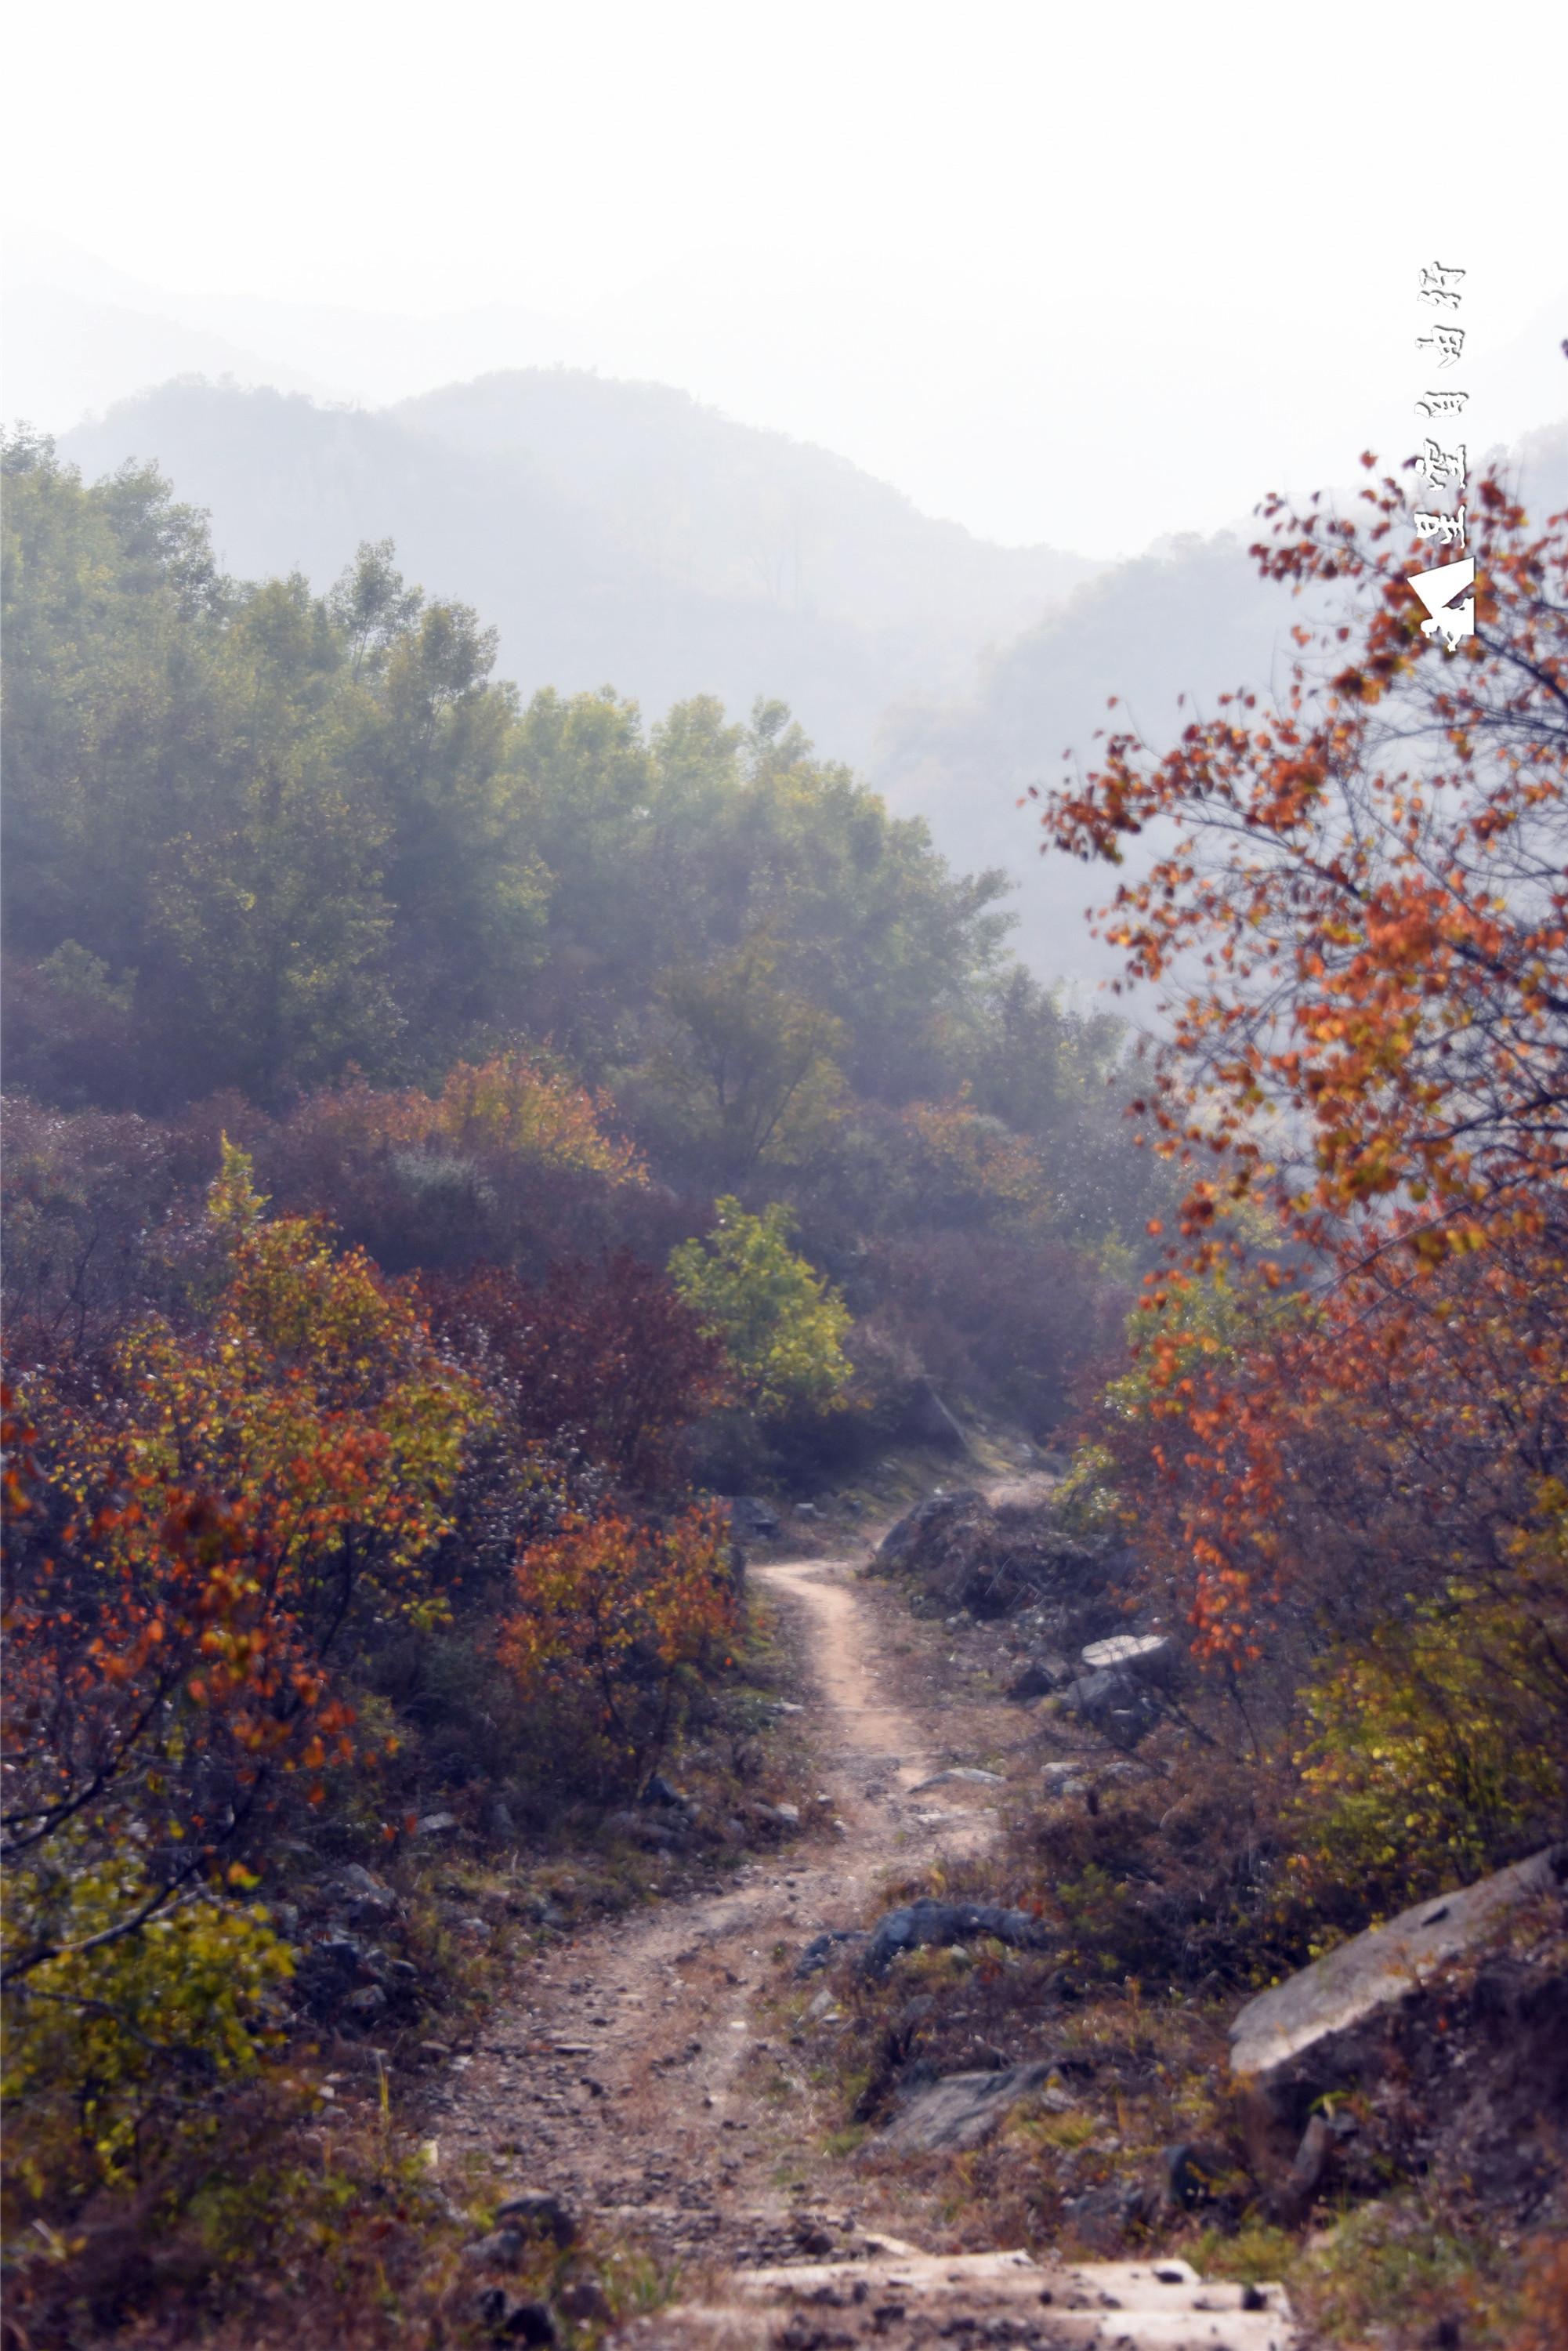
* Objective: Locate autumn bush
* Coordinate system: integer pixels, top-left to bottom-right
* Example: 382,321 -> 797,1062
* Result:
422,1251 -> 730,1492
668,1194 -> 853,1417
0,1131 -> 754,2323
0,1146 -> 487,2237
1290,1592 -> 1568,1911
500,1504 -> 741,1795
2,1853 -> 293,2212
252,1057 -> 659,1278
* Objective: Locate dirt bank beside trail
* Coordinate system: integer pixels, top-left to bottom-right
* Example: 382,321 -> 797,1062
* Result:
431,1535 -> 1295,2349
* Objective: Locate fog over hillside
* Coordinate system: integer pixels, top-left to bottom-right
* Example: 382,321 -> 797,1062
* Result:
53,379 -> 1568,989
60,375 -> 1093,777
872,417 -> 1568,983
397,372 -> 1097,643
7,218 -> 1566,558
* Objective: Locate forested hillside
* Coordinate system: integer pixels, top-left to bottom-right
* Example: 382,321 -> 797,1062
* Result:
3,414 -> 1564,2351
57,375 -> 1095,779
2,425 -> 1167,1440
49,374 -> 1303,991
63,379 -> 1564,1005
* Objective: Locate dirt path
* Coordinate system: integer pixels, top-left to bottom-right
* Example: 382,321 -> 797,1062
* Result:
433,1549 -> 1295,2348
429,1553 -> 998,2246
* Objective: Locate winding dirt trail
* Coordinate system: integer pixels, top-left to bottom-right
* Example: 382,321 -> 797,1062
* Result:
758,1558 -> 929,1773
431,1553 -> 995,2238
433,1549 -> 1295,2348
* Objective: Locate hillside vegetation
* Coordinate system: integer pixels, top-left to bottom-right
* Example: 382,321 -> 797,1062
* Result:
2,416 -> 1564,2351
2,425 -> 1179,2338
57,374 -> 1094,781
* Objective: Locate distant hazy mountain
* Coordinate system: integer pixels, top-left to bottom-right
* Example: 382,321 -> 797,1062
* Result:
59,374 -> 1098,773
2,231 -> 333,424
869,420 -> 1568,987
398,371 -> 1097,644
868,531 -> 1294,987
2,287 -> 330,430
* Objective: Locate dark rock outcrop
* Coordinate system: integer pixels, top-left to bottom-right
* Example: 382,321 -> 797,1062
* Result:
722,1495 -> 782,1541
860,1896 -> 1048,1977
1005,1650 -> 1073,1701
495,2190 -> 578,2247
874,1485 -> 1132,1625
795,1928 -> 869,1977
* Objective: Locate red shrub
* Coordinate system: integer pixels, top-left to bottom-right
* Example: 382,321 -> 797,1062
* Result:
422,1253 -> 730,1491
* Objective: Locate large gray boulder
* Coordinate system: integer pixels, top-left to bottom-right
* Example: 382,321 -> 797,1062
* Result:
876,1487 -> 988,1567
875,1487 -> 1128,1624
1230,1844 -> 1567,2103
1080,1632 -> 1178,1686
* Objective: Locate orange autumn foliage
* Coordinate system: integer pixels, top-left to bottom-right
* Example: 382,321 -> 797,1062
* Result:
303,1050 -> 645,1185
1,1147 -> 480,1977
1036,459 -> 1567,1672
500,1505 -> 739,1790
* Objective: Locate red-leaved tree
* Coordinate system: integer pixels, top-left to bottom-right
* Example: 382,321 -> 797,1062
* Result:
499,1505 -> 739,1791
2,1145 -> 480,1981
422,1252 -> 730,1493
1034,456 -> 1566,1875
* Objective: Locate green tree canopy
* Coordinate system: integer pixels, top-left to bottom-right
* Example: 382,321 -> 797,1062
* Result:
668,1196 -> 853,1416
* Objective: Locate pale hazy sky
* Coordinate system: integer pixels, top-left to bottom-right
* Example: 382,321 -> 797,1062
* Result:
6,0 -> 1566,553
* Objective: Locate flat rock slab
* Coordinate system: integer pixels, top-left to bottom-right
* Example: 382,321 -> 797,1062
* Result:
988,1475 -> 1062,1512
1080,1634 -> 1176,1683
1230,1842 -> 1567,2088
642,2248 -> 1295,2349
908,1767 -> 1005,1791
875,2060 -> 1053,2151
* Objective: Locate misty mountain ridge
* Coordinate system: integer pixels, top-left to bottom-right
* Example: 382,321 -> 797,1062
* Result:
57,371 -> 1099,773
43,363 -> 1568,988
875,418 -> 1568,980
397,370 -> 1098,639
